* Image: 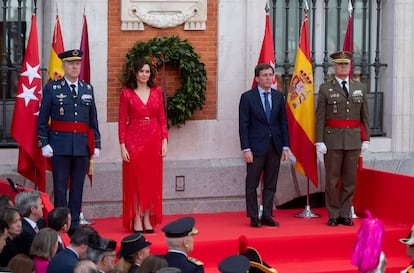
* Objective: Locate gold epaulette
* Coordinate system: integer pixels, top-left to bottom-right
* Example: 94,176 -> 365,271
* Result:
188,257 -> 203,266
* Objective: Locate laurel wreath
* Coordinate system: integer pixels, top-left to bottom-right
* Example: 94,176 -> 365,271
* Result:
121,36 -> 207,127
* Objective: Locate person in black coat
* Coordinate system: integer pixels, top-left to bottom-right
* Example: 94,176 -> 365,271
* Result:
162,217 -> 204,273
47,226 -> 99,273
14,191 -> 44,255
239,63 -> 289,228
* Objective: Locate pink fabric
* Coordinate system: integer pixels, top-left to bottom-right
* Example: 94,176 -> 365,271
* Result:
33,256 -> 49,273
118,87 -> 168,230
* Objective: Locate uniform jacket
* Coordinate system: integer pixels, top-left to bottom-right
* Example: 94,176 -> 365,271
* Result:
239,87 -> 289,156
164,251 -> 204,273
38,78 -> 101,156
13,218 -> 36,255
46,247 -> 79,273
315,79 -> 370,150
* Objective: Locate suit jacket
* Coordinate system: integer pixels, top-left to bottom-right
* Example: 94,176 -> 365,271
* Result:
239,87 -> 289,156
38,78 -> 101,156
14,218 -> 36,256
315,79 -> 370,150
46,247 -> 79,273
163,251 -> 204,273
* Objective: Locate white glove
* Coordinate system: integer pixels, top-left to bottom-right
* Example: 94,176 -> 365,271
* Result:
315,142 -> 327,154
41,145 -> 53,158
361,141 -> 369,153
93,148 -> 100,158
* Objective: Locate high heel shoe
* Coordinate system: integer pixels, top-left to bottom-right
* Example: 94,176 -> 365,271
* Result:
145,228 -> 154,234
134,229 -> 144,234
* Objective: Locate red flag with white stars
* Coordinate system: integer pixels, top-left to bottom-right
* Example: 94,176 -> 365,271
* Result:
252,10 -> 278,90
11,14 -> 46,191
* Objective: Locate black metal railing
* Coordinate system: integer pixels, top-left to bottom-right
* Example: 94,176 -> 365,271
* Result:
271,0 -> 386,136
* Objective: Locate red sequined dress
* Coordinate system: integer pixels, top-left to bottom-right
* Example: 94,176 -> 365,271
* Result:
118,86 -> 168,230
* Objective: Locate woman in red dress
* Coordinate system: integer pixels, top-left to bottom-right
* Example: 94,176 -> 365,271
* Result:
118,58 -> 168,233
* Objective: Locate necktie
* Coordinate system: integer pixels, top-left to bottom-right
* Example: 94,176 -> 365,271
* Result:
263,92 -> 271,123
70,84 -> 77,98
34,225 -> 39,233
341,80 -> 349,97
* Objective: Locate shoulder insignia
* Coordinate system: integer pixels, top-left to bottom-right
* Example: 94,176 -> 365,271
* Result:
79,81 -> 84,87
60,80 -> 66,86
188,257 -> 203,266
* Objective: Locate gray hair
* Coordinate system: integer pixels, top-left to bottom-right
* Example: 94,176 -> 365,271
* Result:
15,191 -> 42,217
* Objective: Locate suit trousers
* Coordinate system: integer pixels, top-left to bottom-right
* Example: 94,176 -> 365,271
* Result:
52,155 -> 89,229
245,140 -> 281,218
324,149 -> 360,219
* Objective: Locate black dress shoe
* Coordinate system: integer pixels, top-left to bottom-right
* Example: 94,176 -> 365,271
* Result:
261,217 -> 279,227
250,217 -> 261,228
327,218 -> 338,226
338,217 -> 354,226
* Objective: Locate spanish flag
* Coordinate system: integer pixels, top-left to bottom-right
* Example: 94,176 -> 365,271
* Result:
47,15 -> 64,81
286,15 -> 318,187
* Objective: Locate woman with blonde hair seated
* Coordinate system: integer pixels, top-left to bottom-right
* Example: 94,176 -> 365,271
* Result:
29,227 -> 58,273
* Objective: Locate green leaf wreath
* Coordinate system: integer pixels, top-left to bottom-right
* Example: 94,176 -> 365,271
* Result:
121,36 -> 207,127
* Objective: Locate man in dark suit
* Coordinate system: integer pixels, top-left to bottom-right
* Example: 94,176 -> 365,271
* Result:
14,191 -> 44,255
48,207 -> 71,253
239,63 -> 289,228
47,226 -> 99,273
162,216 -> 204,273
315,51 -> 370,227
38,49 -> 101,231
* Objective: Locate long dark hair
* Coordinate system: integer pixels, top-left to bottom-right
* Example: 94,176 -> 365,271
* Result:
125,58 -> 157,89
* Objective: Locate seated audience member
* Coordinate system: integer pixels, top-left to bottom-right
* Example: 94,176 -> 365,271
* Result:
0,207 -> 22,267
14,191 -> 44,256
138,254 -> 168,273
7,253 -> 35,273
162,216 -> 204,273
0,220 -> 8,254
47,226 -> 99,273
0,195 -> 13,208
351,211 -> 386,273
218,255 -> 250,273
400,224 -> 414,273
74,260 -> 99,273
115,233 -> 152,273
86,235 -> 117,273
47,207 -> 71,253
30,228 -> 58,273
238,235 -> 277,273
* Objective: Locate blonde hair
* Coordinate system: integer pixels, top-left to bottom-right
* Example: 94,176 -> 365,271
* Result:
29,227 -> 58,259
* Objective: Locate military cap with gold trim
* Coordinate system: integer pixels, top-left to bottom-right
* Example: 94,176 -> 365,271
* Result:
118,233 -> 152,258
219,255 -> 250,273
330,51 -> 352,64
162,216 -> 198,238
58,49 -> 83,61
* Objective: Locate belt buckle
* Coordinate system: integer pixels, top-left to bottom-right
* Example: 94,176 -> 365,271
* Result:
144,116 -> 150,124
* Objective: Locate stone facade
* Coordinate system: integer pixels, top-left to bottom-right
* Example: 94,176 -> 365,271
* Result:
1,0 -> 414,218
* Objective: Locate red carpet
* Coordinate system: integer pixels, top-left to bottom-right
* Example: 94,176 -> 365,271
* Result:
91,209 -> 411,273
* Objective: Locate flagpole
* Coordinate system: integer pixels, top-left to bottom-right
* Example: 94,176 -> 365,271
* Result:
288,0 -> 320,218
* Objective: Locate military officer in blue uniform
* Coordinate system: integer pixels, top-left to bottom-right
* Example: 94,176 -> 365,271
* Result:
38,49 -> 101,232
162,216 -> 204,273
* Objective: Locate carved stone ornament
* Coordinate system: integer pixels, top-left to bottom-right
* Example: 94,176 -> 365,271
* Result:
120,0 -> 207,31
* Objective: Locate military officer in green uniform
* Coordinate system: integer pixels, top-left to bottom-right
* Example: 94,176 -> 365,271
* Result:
315,51 -> 370,227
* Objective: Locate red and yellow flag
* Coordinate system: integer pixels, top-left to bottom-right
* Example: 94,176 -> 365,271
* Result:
47,15 -> 64,81
286,15 -> 318,186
